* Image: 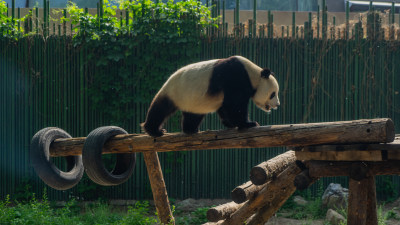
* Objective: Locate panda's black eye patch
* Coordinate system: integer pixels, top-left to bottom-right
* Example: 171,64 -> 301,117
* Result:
270,92 -> 276,100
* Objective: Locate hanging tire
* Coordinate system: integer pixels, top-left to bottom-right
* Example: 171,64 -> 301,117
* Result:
82,126 -> 136,186
30,127 -> 84,190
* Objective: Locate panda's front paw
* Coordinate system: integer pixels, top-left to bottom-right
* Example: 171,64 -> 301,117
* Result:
238,121 -> 259,130
146,129 -> 166,137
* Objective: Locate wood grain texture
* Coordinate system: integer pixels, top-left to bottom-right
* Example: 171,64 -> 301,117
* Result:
295,150 -> 384,161
221,163 -> 301,225
143,152 -> 174,225
49,119 -> 395,157
249,150 -> 296,185
308,161 -> 400,177
348,177 -> 370,225
206,202 -> 245,222
231,181 -> 265,204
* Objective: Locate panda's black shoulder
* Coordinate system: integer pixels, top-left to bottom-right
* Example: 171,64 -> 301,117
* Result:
207,56 -> 255,96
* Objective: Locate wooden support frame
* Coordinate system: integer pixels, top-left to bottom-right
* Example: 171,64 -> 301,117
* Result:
347,175 -> 377,225
31,120 -> 398,224
143,152 -> 174,224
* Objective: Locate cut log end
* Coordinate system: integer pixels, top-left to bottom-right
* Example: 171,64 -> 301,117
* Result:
207,208 -> 222,222
386,118 -> 395,143
250,167 -> 267,186
231,187 -> 247,204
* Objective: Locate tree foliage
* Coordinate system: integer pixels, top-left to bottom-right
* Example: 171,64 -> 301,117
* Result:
61,0 -> 218,125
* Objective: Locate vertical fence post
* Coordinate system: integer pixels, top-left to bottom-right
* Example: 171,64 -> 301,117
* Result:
292,12 -> 295,38
322,0 -> 327,40
317,5 -> 320,39
346,1 -> 349,39
63,9 -> 66,36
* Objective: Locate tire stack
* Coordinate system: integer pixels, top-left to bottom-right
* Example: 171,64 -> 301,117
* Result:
30,126 -> 136,190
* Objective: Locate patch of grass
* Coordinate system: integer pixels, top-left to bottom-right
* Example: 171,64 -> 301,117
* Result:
0,193 -> 159,225
278,195 -> 327,220
175,206 -> 210,225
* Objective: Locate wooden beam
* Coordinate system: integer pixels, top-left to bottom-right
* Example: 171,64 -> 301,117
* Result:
143,152 -> 174,225
295,150 -> 382,161
301,135 -> 400,152
249,150 -> 296,185
295,150 -> 400,161
49,118 -> 395,157
307,161 -> 400,177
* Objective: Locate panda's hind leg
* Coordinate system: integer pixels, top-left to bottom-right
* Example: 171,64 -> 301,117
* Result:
142,96 -> 177,137
182,112 -> 205,135
217,107 -> 235,128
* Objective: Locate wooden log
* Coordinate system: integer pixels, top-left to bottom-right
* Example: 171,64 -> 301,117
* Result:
143,152 -> 174,225
366,175 -> 378,225
301,135 -> 400,152
295,150 -> 388,161
246,178 -> 317,225
49,118 -> 395,157
347,178 -> 369,225
221,163 -> 301,225
308,161 -> 400,177
231,181 -> 264,204
206,202 -> 244,222
249,150 -> 296,185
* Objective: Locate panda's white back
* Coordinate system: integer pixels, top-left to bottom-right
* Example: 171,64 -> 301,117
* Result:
158,59 -> 224,114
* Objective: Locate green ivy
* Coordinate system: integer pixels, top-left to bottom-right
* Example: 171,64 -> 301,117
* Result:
0,0 -> 28,39
62,0 -> 218,125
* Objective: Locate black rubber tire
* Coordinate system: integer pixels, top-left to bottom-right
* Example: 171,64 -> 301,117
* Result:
30,127 -> 84,190
82,126 -> 136,186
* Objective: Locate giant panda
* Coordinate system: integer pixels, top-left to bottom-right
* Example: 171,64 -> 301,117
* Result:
142,55 -> 280,137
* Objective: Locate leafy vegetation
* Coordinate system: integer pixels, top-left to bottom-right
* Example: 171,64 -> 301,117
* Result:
0,194 -> 158,225
0,192 -> 214,225
0,0 -> 27,39
58,0 -> 218,125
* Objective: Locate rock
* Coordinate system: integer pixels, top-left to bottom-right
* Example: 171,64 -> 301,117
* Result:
293,195 -> 308,206
326,209 -> 345,225
322,183 -> 348,210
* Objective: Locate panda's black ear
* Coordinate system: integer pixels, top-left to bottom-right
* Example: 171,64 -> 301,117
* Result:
261,68 -> 271,79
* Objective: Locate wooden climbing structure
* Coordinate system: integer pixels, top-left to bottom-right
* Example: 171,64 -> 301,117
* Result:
31,118 -> 398,225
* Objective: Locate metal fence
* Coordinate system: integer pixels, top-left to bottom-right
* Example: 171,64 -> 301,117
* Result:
1,33 -> 400,201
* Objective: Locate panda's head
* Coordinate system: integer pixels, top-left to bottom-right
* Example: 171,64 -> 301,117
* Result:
252,68 -> 280,113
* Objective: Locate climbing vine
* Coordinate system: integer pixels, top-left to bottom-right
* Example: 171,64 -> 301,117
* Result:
62,0 -> 218,125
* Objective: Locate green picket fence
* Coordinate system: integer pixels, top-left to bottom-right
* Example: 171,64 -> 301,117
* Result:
1,33 -> 400,201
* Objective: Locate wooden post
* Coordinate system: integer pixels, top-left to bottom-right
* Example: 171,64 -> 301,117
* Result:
348,177 -> 369,225
143,152 -> 174,224
366,175 -> 378,225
